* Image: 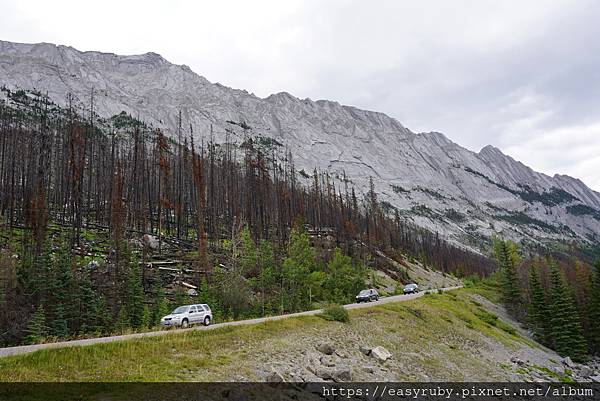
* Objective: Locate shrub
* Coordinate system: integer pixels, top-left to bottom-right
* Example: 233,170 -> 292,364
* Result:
319,303 -> 350,323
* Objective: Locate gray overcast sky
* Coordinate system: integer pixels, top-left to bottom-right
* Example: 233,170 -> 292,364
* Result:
1,0 -> 600,190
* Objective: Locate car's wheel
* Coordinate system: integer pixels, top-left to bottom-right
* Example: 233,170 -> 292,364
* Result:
181,319 -> 189,329
203,316 -> 211,326
375,296 -> 379,301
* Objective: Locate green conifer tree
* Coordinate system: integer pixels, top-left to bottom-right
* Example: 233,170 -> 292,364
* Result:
140,305 -> 151,329
152,277 -> 170,326
126,256 -> 144,329
173,285 -> 188,308
48,243 -> 74,337
49,304 -> 69,338
94,296 -> 113,334
239,226 -> 258,276
76,271 -> 98,334
257,240 -> 277,315
493,239 -> 521,315
324,248 -> 365,304
589,261 -> 600,353
282,226 -> 315,311
25,305 -> 47,344
114,305 -> 129,334
528,262 -> 550,345
549,263 -> 588,362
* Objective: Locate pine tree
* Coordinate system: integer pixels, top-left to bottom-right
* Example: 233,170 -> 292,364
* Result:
114,305 -> 129,334
548,263 -> 588,362
94,296 -> 113,334
257,240 -> 277,315
324,248 -> 365,304
49,304 -> 68,338
140,305 -> 151,329
48,242 -> 73,337
589,260 -> 600,353
239,226 -> 258,276
126,256 -> 144,329
173,286 -> 188,308
281,226 -> 315,311
76,271 -> 98,334
151,277 -> 170,326
25,305 -> 47,344
527,262 -> 550,345
493,239 -> 521,315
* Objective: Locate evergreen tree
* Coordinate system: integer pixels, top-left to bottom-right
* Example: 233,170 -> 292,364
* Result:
197,276 -> 222,321
48,242 -> 74,337
151,277 -> 170,326
257,240 -> 277,315
114,305 -> 129,334
126,256 -> 145,329
76,271 -> 98,334
140,305 -> 151,329
94,296 -> 113,334
25,304 -> 47,344
239,226 -> 258,276
527,262 -> 550,345
589,261 -> 600,353
324,248 -> 365,303
173,285 -> 189,308
548,263 -> 588,362
493,239 -> 521,315
49,304 -> 69,338
281,226 -> 315,311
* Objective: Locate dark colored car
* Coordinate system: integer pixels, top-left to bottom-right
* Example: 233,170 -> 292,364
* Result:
403,283 -> 419,294
356,288 -> 379,303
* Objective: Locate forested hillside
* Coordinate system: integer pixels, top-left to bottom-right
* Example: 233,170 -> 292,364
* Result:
0,88 -> 491,346
490,239 -> 600,362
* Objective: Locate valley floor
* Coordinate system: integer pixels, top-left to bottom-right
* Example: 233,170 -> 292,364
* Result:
1,288 -> 590,383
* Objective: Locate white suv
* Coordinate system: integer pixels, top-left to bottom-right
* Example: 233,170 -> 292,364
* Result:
161,304 -> 212,328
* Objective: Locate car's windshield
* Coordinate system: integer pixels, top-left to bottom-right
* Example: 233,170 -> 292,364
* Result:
358,290 -> 370,296
405,284 -> 416,289
171,306 -> 188,314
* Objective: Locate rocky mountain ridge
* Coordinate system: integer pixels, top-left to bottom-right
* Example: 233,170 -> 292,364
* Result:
2,39 -> 600,252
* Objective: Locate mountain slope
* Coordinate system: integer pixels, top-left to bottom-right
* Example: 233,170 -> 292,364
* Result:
2,39 -> 600,251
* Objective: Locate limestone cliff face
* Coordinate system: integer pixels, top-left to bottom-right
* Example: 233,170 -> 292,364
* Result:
2,39 -> 599,250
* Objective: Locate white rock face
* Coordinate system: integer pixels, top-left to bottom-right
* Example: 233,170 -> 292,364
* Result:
2,39 -> 600,251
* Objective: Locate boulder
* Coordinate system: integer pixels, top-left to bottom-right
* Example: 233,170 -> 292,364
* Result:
563,357 -> 575,368
579,366 -> 594,377
313,367 -> 332,380
371,346 -> 392,362
552,365 -> 566,375
335,350 -> 348,359
331,368 -> 352,382
363,366 -> 376,374
141,234 -> 160,250
320,355 -> 336,367
590,375 -> 600,383
316,342 -> 335,355
264,371 -> 284,383
359,345 -> 372,356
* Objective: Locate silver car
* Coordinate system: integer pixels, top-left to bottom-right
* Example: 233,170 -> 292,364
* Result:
403,283 -> 419,294
161,304 -> 212,328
